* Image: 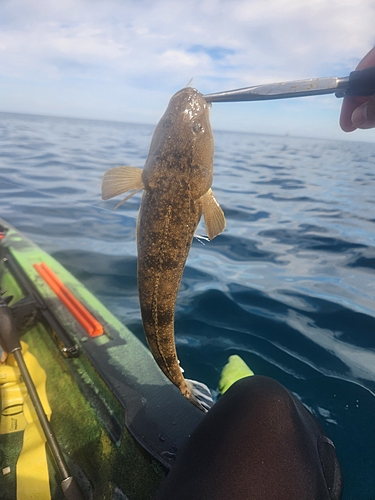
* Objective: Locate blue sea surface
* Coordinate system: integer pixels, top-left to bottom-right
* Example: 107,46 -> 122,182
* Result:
1,111 -> 375,499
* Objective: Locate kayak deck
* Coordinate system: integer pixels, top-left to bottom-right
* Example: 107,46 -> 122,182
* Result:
0,218 -> 205,499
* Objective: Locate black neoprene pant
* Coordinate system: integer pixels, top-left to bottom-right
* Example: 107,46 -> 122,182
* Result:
155,376 -> 343,500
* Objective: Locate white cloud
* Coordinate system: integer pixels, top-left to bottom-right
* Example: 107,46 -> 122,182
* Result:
1,0 -> 374,80
0,0 -> 374,139
158,50 -> 210,70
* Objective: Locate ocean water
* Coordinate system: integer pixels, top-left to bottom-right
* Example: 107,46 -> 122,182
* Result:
1,111 -> 375,499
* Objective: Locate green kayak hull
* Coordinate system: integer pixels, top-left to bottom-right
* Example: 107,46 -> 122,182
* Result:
0,218 -> 205,499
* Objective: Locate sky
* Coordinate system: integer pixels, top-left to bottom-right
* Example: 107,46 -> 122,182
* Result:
1,0 -> 375,141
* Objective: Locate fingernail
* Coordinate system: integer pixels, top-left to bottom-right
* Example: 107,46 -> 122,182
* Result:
351,104 -> 367,127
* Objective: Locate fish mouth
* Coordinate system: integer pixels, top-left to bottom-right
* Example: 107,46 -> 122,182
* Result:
170,87 -> 211,123
173,86 -> 201,98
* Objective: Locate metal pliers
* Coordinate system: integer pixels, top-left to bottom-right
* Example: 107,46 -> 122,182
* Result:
203,67 -> 375,102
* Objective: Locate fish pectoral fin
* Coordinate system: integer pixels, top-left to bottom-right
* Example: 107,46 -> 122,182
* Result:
101,166 -> 144,204
201,188 -> 226,240
113,187 -> 143,210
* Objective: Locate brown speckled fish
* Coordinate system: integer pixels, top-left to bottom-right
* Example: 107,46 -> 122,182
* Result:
101,87 -> 225,411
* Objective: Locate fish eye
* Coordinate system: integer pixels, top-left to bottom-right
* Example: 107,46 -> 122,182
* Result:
191,121 -> 204,135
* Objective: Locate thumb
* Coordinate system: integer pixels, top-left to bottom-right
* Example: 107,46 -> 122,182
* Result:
352,98 -> 375,129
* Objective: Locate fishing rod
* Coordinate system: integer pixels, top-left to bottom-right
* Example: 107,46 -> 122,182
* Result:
0,297 -> 85,500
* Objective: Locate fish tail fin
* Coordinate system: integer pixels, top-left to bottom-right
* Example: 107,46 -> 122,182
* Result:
186,379 -> 214,413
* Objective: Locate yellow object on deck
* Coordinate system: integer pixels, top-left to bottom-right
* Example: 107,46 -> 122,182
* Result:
218,354 -> 254,394
0,365 -> 28,434
0,342 -> 52,500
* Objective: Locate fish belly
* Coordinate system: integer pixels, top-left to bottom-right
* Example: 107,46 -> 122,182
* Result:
137,189 -> 201,393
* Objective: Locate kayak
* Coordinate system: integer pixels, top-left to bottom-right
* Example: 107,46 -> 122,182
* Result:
0,217 -> 206,500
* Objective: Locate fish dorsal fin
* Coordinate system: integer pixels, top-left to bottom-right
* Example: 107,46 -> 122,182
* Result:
101,166 -> 144,207
201,188 -> 226,240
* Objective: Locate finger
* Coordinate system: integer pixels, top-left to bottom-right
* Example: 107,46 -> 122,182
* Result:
339,95 -> 368,132
340,97 -> 358,131
339,46 -> 375,132
356,46 -> 375,70
352,97 -> 375,129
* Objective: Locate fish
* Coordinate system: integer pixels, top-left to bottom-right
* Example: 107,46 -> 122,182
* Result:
101,87 -> 225,412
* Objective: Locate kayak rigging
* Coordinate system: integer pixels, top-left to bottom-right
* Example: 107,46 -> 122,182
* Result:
0,216 -> 207,499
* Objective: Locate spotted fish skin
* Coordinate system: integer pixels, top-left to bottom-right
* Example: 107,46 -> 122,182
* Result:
101,88 -> 225,411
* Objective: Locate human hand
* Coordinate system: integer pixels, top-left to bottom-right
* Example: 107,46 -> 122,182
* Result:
340,47 -> 375,132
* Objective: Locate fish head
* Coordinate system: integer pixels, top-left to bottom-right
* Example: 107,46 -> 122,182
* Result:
143,87 -> 214,199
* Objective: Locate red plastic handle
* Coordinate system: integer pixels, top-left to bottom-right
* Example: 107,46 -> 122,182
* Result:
33,262 -> 104,337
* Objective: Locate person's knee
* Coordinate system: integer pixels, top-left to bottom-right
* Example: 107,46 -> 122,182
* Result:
224,375 -> 296,417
